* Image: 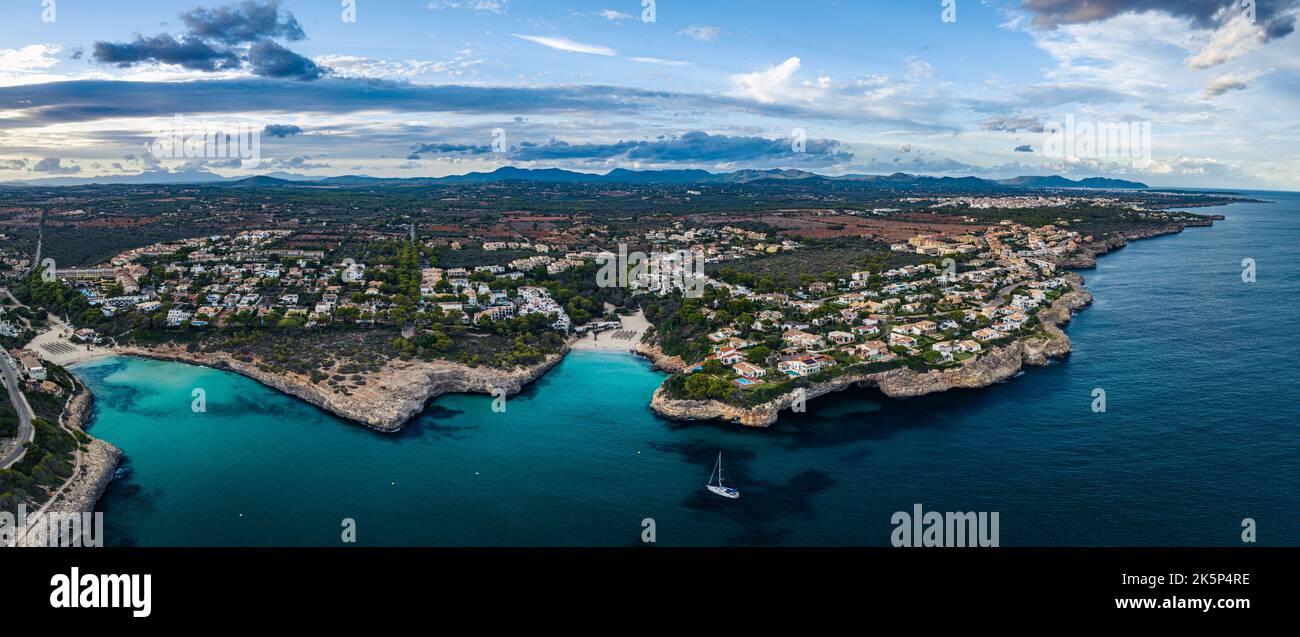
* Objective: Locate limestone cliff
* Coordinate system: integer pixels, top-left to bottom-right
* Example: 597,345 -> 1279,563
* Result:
649,275 -> 1094,427
45,386 -> 122,515
113,344 -> 567,432
633,341 -> 688,373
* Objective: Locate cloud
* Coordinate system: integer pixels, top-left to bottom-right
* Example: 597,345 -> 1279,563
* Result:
266,155 -> 330,170
92,1 -> 326,80
506,131 -> 853,166
0,158 -> 29,170
0,77 -> 955,136
680,25 -> 721,42
982,116 -> 1047,133
1014,144 -> 1034,152
33,157 -> 80,174
1022,0 -> 1298,39
511,34 -> 616,56
1202,69 -> 1267,96
1187,14 -> 1272,68
428,0 -> 508,13
0,44 -> 63,73
263,124 -> 303,138
93,34 -> 241,72
247,40 -> 328,80
403,131 -> 853,169
180,0 -> 305,44
316,53 -> 483,80
408,142 -> 494,157
731,57 -> 803,104
0,80 -> 681,127
630,57 -> 692,67
1023,1 -> 1296,70
599,9 -> 634,21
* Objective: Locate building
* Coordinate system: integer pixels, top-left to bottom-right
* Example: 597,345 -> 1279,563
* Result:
15,350 -> 46,381
777,353 -> 836,377
827,330 -> 855,345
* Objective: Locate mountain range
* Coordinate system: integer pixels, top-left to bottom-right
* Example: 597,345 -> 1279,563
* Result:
0,167 -> 1149,190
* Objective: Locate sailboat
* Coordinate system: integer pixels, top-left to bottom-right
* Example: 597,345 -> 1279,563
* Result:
706,452 -> 740,499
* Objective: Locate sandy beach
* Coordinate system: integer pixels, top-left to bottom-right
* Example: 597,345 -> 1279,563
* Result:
570,309 -> 649,353
25,328 -> 117,368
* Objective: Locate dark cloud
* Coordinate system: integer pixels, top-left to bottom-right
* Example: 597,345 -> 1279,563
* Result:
92,1 -> 326,80
408,142 -> 494,157
0,78 -> 940,136
267,155 -> 330,170
1022,0 -> 1299,41
180,0 -> 305,44
1263,13 -> 1297,38
247,40 -> 328,80
0,80 -> 681,128
1,158 -> 29,170
32,157 -> 80,174
1014,144 -> 1034,152
262,124 -> 303,138
93,34 -> 241,72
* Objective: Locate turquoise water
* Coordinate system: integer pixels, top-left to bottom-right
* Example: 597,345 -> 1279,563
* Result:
81,192 -> 1300,546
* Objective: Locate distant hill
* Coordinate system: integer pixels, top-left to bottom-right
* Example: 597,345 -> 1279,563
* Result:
0,170 -> 228,187
0,166 -> 1149,190
996,175 -> 1148,189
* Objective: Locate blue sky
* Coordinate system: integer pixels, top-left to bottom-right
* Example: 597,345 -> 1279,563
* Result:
2,0 -> 1298,188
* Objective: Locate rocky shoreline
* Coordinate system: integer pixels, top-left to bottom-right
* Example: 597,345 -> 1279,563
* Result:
1051,220 -> 1212,269
648,274 -> 1094,427
111,343 -> 569,432
43,385 -> 122,515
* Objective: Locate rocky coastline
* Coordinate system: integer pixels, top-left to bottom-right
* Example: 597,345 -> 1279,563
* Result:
648,274 -> 1094,427
1051,220 -> 1211,269
633,341 -> 688,374
43,385 -> 122,515
111,343 -> 569,432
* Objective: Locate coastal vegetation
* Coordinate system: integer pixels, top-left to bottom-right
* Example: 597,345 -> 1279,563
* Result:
0,417 -> 81,512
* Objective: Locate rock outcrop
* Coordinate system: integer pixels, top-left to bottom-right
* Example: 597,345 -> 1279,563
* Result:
113,345 -> 567,432
634,341 -> 688,373
650,275 -> 1094,427
42,439 -> 121,517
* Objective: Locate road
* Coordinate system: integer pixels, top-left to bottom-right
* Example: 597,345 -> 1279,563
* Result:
0,351 -> 35,469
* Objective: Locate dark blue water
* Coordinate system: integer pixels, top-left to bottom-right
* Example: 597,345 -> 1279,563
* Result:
81,192 -> 1300,546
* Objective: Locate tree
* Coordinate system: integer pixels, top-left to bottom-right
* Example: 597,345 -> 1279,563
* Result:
683,373 -> 731,401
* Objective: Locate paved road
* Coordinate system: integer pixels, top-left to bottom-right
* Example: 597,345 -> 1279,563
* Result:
0,352 -> 34,469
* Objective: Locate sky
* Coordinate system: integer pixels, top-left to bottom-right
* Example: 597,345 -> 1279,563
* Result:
1,0 -> 1298,189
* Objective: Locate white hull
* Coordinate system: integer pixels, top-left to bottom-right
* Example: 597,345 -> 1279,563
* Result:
707,485 -> 740,499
